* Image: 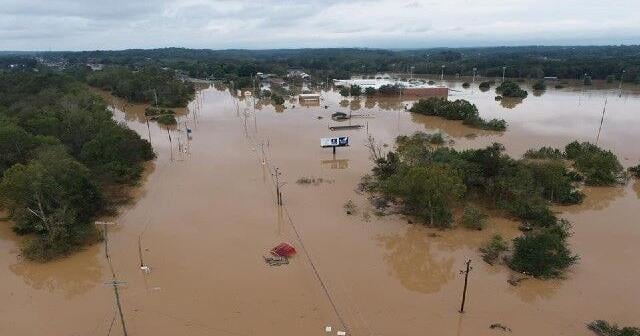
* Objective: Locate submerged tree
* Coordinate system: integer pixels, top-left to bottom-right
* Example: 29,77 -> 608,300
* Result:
496,80 -> 528,98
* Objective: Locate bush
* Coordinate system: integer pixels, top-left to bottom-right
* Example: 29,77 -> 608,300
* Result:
479,81 -> 492,90
271,94 -> 285,105
480,235 -> 509,264
523,147 -> 565,160
364,87 -> 377,96
460,205 -> 487,230
565,141 -> 623,185
587,320 -> 640,336
532,80 -> 547,91
462,82 -> 470,88
339,86 -> 350,97
629,164 -> 640,178
496,80 -> 528,98
350,85 -> 362,96
156,114 -> 177,125
377,84 -> 401,95
509,220 -> 578,278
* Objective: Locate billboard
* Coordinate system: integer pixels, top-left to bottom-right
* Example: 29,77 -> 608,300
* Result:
321,136 -> 349,148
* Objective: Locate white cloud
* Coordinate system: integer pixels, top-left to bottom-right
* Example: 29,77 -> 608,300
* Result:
1,0 -> 639,50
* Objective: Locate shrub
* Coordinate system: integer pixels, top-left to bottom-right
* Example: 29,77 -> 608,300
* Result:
480,235 -> 509,264
364,87 -> 377,96
479,81 -> 492,90
509,220 -> 578,278
532,80 -> 547,91
271,94 -> 285,105
156,114 -> 177,125
496,80 -> 528,98
628,164 -> 640,178
339,86 -> 350,97
462,82 -> 470,88
565,141 -> 623,186
350,85 -> 362,96
523,147 -> 565,160
460,205 -> 488,230
587,320 -> 640,336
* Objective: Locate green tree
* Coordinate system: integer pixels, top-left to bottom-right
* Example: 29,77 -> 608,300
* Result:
496,81 -> 528,98
0,147 -> 104,260
383,164 -> 465,227
509,221 -> 578,278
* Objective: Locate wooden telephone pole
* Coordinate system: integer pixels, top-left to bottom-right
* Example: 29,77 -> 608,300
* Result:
273,167 -> 284,206
459,259 -> 472,313
95,221 -> 128,336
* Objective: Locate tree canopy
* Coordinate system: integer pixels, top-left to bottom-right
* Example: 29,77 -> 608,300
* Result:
0,70 -> 155,261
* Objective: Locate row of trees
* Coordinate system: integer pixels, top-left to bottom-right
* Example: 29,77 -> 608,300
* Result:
363,132 -> 627,277
410,98 -> 507,131
0,71 -> 155,261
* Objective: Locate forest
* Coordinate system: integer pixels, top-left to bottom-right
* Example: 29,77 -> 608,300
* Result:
0,70 -> 155,261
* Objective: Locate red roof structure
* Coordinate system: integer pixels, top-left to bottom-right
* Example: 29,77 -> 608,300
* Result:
271,243 -> 296,258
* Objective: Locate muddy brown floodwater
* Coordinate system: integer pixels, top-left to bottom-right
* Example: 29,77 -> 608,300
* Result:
1,80 -> 639,336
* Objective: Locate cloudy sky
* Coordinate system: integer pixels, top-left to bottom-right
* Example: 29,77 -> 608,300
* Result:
1,0 -> 639,51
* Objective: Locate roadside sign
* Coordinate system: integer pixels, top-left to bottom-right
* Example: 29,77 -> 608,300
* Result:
321,136 -> 349,148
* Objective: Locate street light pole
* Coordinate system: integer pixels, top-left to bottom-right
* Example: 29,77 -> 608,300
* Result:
619,69 -> 626,97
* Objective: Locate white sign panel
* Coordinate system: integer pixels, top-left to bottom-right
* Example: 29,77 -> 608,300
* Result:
321,137 -> 349,148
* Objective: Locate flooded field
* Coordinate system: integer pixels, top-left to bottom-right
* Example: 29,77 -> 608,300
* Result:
1,80 -> 639,336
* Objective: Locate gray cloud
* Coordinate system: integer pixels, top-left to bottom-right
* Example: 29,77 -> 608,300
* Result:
1,0 -> 639,50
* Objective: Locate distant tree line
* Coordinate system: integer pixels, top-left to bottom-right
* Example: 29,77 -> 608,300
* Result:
29,46 -> 640,84
0,71 -> 155,261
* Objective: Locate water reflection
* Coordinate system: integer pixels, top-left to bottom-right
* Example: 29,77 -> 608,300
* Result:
364,99 -> 376,109
633,180 -> 640,200
321,159 -> 349,169
561,186 -> 625,213
9,247 -> 104,298
410,113 -> 500,139
532,90 -> 545,97
499,97 -> 524,109
510,277 -> 559,303
377,226 -> 454,294
350,99 -> 362,111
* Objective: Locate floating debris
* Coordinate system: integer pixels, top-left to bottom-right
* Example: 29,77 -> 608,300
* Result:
264,255 -> 289,266
507,273 -> 529,286
490,323 -> 512,332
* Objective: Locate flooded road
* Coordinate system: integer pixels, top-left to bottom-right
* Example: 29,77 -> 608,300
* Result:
1,80 -> 639,336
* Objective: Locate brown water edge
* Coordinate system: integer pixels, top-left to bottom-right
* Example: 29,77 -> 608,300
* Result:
0,83 -> 639,336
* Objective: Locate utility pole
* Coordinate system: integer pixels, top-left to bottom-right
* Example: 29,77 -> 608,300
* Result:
459,259 -> 472,313
273,167 -> 283,206
502,66 -> 507,82
619,69 -> 626,97
95,221 -> 128,336
441,65 -> 446,81
472,67 -> 477,83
